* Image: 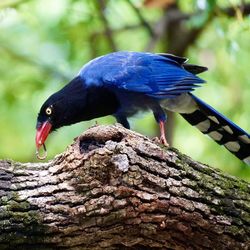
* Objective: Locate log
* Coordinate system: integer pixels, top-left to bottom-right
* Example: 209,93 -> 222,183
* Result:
0,124 -> 249,250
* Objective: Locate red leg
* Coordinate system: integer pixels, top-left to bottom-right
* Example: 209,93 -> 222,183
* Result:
159,120 -> 169,147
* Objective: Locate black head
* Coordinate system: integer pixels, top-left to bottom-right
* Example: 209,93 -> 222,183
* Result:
36,76 -> 87,148
35,75 -> 119,149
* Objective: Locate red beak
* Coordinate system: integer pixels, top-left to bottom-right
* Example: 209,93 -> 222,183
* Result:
36,121 -> 52,149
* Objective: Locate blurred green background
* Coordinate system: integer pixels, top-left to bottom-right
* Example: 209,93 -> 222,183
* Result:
0,0 -> 249,180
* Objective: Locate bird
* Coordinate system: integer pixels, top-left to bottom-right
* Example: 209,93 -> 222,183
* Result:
36,51 -> 250,164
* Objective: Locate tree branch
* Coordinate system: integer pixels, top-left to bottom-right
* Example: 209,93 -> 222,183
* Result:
144,3 -> 250,53
0,124 -> 249,249
221,3 -> 250,17
96,0 -> 117,52
127,0 -> 155,37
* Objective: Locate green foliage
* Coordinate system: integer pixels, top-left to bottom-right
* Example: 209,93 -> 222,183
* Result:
0,0 -> 249,180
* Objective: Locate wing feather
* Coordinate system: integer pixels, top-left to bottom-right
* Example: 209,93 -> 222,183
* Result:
79,51 -> 206,99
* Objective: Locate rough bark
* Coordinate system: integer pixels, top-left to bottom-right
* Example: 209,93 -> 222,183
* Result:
0,124 -> 249,250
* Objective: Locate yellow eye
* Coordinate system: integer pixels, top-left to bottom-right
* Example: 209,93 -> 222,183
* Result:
45,107 -> 52,115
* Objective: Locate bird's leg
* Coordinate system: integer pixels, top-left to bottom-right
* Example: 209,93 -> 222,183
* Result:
159,120 -> 169,147
115,114 -> 130,129
152,105 -> 169,147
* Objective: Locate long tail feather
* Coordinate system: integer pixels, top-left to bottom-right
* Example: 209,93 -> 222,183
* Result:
180,94 -> 250,165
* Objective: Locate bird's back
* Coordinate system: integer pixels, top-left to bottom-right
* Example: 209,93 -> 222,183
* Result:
78,51 -> 205,99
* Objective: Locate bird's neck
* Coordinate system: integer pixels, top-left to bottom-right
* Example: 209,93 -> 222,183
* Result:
58,76 -> 119,123
83,85 -> 119,120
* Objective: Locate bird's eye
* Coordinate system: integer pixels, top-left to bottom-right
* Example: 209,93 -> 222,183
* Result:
45,107 -> 52,115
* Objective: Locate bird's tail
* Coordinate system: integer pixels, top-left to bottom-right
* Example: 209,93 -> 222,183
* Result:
180,94 -> 250,165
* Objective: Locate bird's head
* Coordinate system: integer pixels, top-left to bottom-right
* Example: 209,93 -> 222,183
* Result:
35,76 -> 86,150
35,97 -> 63,149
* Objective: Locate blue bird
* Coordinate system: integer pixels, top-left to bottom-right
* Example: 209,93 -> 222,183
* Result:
36,51 -> 250,164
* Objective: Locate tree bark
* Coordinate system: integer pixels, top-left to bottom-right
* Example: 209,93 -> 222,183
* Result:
0,124 -> 249,250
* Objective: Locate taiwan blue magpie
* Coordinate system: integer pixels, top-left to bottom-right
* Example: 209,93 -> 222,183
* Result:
36,51 -> 250,164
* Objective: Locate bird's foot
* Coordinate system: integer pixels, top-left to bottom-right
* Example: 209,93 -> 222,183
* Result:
158,120 -> 169,147
159,135 -> 169,147
152,136 -> 169,147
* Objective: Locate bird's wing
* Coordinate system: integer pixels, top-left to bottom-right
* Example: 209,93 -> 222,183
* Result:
79,52 -> 206,99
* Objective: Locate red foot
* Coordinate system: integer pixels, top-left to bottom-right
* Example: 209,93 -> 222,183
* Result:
159,120 -> 169,147
160,135 -> 169,147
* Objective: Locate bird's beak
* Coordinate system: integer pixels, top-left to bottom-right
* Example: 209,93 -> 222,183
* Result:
36,121 -> 52,149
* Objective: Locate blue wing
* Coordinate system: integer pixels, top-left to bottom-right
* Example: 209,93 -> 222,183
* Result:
78,51 -> 206,98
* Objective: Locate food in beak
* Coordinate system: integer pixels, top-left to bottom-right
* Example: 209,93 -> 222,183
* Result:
36,121 -> 52,149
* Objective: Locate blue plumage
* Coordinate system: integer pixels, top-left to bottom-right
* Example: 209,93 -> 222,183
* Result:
79,52 -> 204,98
36,51 -> 250,165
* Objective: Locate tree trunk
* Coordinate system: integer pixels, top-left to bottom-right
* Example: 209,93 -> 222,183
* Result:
0,124 -> 249,250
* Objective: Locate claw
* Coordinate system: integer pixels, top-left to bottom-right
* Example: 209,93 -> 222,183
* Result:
160,134 -> 169,147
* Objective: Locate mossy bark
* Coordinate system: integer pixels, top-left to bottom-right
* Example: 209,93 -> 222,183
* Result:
0,124 -> 249,250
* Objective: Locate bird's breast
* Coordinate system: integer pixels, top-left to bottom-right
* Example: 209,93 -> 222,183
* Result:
84,86 -> 120,120
113,90 -> 156,117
